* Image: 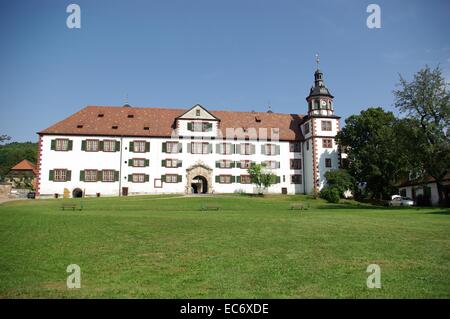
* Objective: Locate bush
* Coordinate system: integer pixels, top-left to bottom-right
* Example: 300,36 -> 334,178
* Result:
320,186 -> 340,203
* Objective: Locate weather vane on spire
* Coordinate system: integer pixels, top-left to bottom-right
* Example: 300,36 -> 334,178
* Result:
315,53 -> 320,69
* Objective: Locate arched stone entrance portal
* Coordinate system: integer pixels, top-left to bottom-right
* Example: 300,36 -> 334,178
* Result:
192,175 -> 208,194
72,188 -> 83,198
185,161 -> 213,194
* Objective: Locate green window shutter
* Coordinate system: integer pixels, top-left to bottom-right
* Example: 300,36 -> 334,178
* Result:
177,175 -> 182,183
207,123 -> 213,131
230,161 -> 235,168
177,160 -> 182,167
114,171 -> 119,182
161,175 -> 166,182
208,144 -> 212,153
215,176 -> 220,183
99,141 -> 104,151
231,176 -> 236,183
232,144 -> 236,154
128,174 -> 133,182
276,176 -> 281,183
178,143 -> 182,153
66,170 -> 71,181
216,144 -> 220,153
236,176 -> 241,183
162,142 -> 167,153
49,170 -> 54,181
68,140 -> 73,151
187,143 -> 191,153
251,144 -> 256,154
187,122 -> 193,131
277,161 -> 280,168
235,144 -> 241,154
115,141 -> 120,151
161,159 -> 166,167
80,170 -> 85,182
145,174 -> 149,182
129,141 -> 134,152
50,140 -> 56,150
97,171 -> 102,181
81,140 -> 86,151
216,161 -> 220,168
276,145 -> 280,155
128,159 -> 133,167
261,145 -> 266,155
145,159 -> 149,167
236,162 -> 241,168
145,142 -> 150,152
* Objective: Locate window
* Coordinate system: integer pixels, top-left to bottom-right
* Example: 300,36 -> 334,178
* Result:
132,174 -> 145,183
165,159 -> 178,168
167,142 -> 180,153
103,140 -> 116,152
54,169 -> 68,182
219,175 -> 232,184
240,160 -> 253,169
218,143 -> 233,155
102,170 -> 115,182
240,175 -> 252,184
323,139 -> 333,148
321,120 -> 332,131
241,143 -> 254,155
86,139 -> 99,152
264,161 -> 278,169
196,109 -> 201,116
191,142 -> 209,154
188,121 -> 212,132
289,142 -> 301,152
290,159 -> 302,169
218,160 -> 232,168
265,144 -> 277,155
291,175 -> 302,184
325,158 -> 332,168
133,141 -> 146,153
55,139 -> 69,151
84,170 -> 98,182
165,174 -> 179,183
304,122 -> 310,134
133,158 -> 145,167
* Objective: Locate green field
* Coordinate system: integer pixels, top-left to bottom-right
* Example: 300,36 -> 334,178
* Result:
0,194 -> 449,298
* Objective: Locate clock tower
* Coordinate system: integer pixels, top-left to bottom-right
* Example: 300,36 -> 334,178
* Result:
301,54 -> 340,194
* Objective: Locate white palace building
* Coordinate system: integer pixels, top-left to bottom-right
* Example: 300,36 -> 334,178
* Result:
36,67 -> 341,198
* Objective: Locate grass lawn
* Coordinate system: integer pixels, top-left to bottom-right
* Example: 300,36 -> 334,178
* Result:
0,194 -> 449,298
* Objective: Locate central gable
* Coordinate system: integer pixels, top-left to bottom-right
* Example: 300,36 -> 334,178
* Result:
177,104 -> 220,121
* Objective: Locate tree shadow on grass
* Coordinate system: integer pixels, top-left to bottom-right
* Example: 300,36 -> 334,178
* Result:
425,210 -> 450,215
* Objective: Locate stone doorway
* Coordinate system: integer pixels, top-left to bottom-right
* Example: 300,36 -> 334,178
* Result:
185,161 -> 213,194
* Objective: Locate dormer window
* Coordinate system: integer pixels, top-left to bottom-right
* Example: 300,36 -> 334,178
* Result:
196,109 -> 201,116
77,124 -> 83,129
98,114 -> 104,118
255,116 -> 261,122
187,121 -> 212,132
127,114 -> 134,118
143,126 -> 150,130
112,125 -> 118,130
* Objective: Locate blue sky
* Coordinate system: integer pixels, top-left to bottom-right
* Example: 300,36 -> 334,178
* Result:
1,0 -> 449,142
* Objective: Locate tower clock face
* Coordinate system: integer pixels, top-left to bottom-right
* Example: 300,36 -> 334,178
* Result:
321,100 -> 327,107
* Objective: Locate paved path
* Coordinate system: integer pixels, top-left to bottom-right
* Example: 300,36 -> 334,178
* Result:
0,197 -> 26,205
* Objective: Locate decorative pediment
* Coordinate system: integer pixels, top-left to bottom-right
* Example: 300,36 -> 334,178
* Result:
186,160 -> 213,172
177,104 -> 220,121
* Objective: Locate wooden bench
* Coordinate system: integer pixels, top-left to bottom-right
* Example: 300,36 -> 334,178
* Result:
61,203 -> 83,211
201,204 -> 220,211
290,203 -> 310,210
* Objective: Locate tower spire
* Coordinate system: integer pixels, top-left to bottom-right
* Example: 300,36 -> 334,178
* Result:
315,53 -> 320,70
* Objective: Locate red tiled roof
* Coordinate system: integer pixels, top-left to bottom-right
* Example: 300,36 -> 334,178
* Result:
39,106 -> 305,141
10,159 -> 37,174
398,171 -> 450,187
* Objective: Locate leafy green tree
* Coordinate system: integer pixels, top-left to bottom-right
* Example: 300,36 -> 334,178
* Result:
0,142 -> 38,180
336,107 -> 407,199
323,169 -> 354,197
320,186 -> 340,203
393,66 -> 450,206
247,163 -> 276,195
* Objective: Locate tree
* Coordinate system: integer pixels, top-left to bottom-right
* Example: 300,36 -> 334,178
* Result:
323,169 -> 354,197
394,66 -> 450,206
0,142 -> 38,180
336,107 -> 407,199
320,186 -> 340,203
0,135 -> 11,144
247,163 -> 276,195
